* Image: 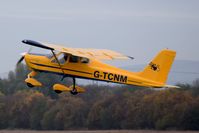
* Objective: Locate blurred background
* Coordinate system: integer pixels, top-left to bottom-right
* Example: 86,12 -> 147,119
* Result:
0,0 -> 199,131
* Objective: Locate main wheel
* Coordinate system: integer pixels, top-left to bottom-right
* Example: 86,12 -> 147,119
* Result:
27,83 -> 34,88
70,90 -> 78,95
54,90 -> 62,94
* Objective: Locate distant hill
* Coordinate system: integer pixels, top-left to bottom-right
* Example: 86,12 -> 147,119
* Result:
122,60 -> 199,85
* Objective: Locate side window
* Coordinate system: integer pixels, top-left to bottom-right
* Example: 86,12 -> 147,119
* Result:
80,57 -> 89,64
69,55 -> 79,63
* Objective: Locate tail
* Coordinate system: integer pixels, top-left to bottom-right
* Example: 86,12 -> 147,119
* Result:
138,49 -> 176,87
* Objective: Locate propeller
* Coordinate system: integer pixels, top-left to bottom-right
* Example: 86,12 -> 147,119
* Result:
16,56 -> 25,66
16,47 -> 32,66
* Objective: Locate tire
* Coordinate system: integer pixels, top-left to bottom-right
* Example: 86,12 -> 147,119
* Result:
70,90 -> 78,95
27,83 -> 34,88
54,90 -> 62,94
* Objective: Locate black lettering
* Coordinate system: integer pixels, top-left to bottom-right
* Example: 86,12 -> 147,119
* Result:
103,72 -> 108,79
120,75 -> 128,83
94,71 -> 100,78
114,74 -> 120,81
108,73 -> 113,80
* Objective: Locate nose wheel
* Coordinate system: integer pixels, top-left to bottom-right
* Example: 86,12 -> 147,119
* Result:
27,83 -> 34,88
25,71 -> 42,88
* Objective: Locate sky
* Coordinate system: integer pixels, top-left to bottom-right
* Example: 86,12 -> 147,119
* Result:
0,0 -> 199,74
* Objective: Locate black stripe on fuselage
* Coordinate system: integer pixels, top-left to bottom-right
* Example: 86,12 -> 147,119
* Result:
30,63 -> 145,87
30,62 -> 92,75
32,68 -> 135,86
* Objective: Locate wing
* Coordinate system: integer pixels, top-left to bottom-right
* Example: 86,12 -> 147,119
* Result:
46,43 -> 133,60
22,40 -> 133,60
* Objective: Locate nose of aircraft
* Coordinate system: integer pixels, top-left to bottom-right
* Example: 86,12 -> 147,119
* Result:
17,46 -> 33,66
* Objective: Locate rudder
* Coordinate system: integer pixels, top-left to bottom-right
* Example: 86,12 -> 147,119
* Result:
138,49 -> 176,84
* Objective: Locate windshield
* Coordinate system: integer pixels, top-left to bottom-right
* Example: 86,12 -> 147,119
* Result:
46,53 -> 53,59
45,51 -> 59,59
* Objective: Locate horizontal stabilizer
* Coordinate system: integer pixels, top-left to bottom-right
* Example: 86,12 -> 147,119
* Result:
164,85 -> 180,89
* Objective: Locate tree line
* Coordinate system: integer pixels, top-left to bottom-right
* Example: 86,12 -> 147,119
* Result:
0,64 -> 199,130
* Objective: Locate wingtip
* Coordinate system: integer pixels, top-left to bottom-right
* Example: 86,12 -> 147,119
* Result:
22,39 -> 28,43
21,39 -> 54,50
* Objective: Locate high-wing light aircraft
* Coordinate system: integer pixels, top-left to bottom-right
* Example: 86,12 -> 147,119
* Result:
17,40 -> 179,95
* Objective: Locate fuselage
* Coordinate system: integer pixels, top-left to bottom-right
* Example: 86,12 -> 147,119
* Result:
24,53 -> 164,88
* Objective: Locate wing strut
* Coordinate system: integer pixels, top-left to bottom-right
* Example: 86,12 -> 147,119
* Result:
51,50 -> 65,75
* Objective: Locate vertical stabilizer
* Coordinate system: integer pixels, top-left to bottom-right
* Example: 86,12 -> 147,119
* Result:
139,49 -> 176,84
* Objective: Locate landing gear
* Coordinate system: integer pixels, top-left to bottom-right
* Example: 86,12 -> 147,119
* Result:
70,90 -> 78,95
26,71 -> 36,88
27,83 -> 34,88
25,71 -> 42,88
53,77 -> 78,95
70,77 -> 78,95
53,78 -> 85,95
54,90 -> 62,94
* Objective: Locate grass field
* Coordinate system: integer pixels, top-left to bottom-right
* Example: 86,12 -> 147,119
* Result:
0,130 -> 198,133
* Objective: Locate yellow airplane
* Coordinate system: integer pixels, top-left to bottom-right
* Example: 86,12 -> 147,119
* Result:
17,39 -> 179,95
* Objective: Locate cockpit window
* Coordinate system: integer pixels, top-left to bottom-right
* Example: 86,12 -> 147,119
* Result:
46,51 -> 59,59
69,55 -> 79,63
58,54 -> 67,64
80,57 -> 89,64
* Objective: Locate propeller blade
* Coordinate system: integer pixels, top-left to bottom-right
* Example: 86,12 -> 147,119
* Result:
17,56 -> 25,66
22,40 -> 54,50
17,45 -> 32,66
